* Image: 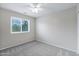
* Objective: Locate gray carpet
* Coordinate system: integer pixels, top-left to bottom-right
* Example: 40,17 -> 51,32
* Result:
0,40 -> 77,56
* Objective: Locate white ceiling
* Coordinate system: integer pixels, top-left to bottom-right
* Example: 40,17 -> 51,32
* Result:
0,3 -> 76,18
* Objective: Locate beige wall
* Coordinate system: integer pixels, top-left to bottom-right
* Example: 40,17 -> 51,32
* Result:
0,8 -> 36,50
0,6 -> 77,52
36,7 -> 77,52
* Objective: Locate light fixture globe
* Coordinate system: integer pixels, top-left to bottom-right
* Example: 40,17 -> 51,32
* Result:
30,3 -> 42,13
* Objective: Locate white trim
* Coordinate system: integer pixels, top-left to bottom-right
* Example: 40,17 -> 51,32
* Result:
0,39 -> 35,51
37,39 -> 77,53
10,16 -> 30,34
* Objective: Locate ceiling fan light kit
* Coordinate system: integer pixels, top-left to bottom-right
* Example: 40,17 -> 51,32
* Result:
29,3 -> 42,13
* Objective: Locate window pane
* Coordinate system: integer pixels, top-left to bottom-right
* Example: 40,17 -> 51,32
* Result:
22,20 -> 28,31
12,18 -> 21,32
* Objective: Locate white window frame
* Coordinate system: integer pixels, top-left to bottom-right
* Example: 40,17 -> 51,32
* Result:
10,16 -> 30,34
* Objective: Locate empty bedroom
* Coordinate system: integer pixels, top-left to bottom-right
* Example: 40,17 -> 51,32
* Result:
0,3 -> 78,56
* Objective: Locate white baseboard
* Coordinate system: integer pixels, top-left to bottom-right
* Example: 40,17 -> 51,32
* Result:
76,49 -> 79,54
37,39 -> 77,53
0,39 -> 35,51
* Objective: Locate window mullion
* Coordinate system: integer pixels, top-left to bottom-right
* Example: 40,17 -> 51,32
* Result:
21,19 -> 22,33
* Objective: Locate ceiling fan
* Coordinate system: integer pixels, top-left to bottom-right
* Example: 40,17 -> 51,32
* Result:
26,3 -> 43,14
30,3 -> 43,13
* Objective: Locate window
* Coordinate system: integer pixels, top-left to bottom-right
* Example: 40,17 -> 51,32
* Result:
11,16 -> 30,33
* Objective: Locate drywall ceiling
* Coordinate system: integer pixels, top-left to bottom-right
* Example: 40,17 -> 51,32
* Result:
0,3 -> 76,18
